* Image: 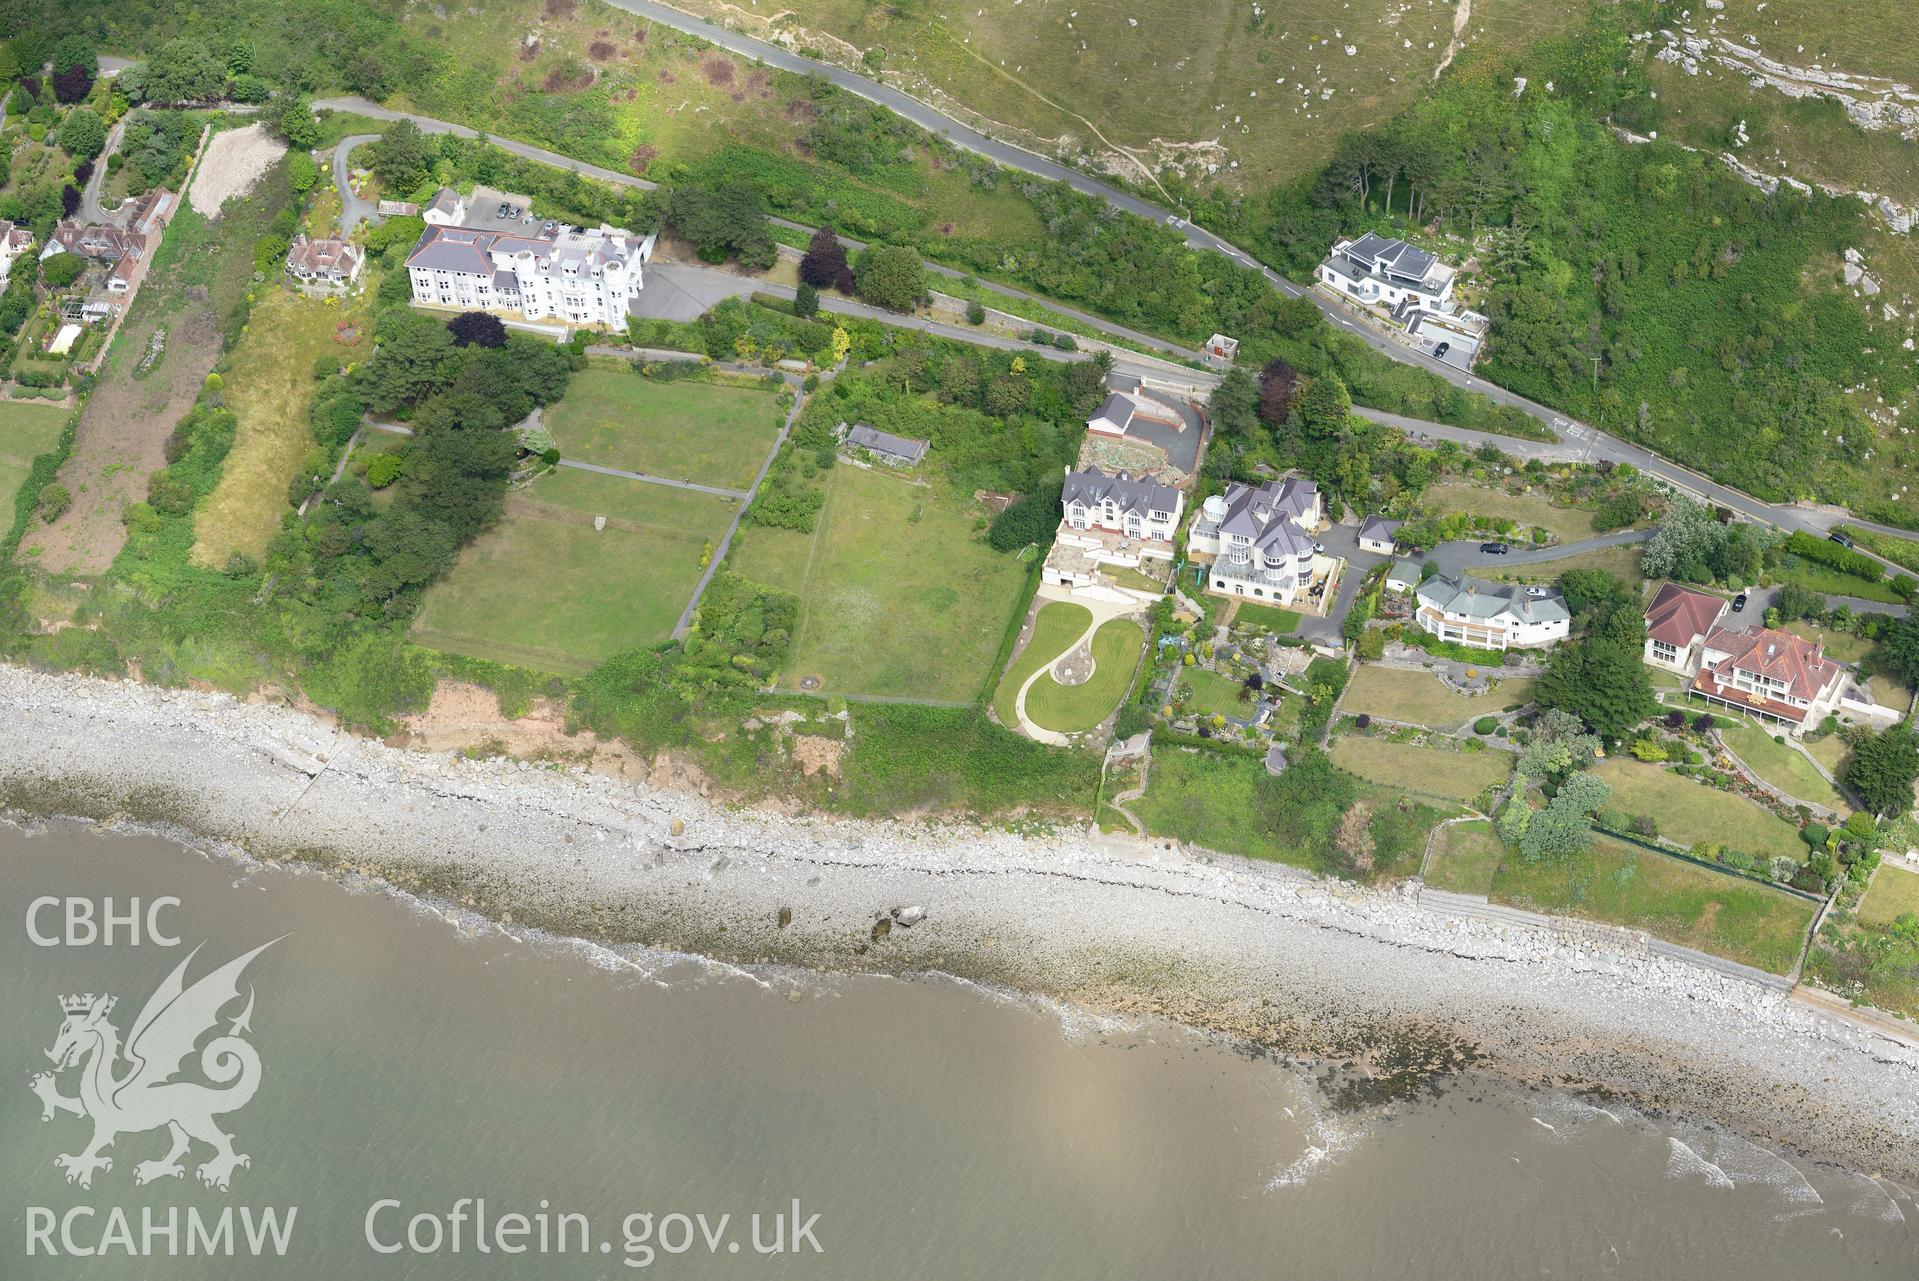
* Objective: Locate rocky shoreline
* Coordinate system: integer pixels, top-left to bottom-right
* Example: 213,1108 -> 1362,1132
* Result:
3,663 -> 1916,1178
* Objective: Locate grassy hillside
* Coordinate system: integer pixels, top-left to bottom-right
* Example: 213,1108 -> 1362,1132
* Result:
657,0 -> 1582,191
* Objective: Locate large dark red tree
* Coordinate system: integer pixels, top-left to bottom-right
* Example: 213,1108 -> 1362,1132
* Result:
1257,356 -> 1298,426
798,226 -> 848,289
52,65 -> 94,104
446,311 -> 508,348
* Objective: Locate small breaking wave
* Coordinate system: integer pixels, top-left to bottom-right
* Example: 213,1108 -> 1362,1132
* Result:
1667,1138 -> 1736,1189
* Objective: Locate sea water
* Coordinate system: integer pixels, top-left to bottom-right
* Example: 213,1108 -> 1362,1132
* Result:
3,823 -> 1912,1278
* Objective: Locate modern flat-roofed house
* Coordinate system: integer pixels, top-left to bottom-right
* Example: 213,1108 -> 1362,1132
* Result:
1413,574 -> 1569,650
285,234 -> 365,291
1357,514 -> 1402,555
1319,233 -> 1456,316
1690,625 -> 1847,733
1642,583 -> 1729,675
1059,467 -> 1183,552
1316,232 -> 1487,367
842,423 -> 928,468
1188,478 -> 1327,605
406,219 -> 657,329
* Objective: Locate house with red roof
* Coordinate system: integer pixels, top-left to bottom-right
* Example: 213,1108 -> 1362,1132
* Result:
1690,624 -> 1848,733
1641,583 -> 1729,675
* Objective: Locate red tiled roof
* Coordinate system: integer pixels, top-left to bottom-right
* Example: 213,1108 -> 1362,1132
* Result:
1689,673 -> 1812,724
1698,624 -> 1842,706
1643,583 -> 1726,648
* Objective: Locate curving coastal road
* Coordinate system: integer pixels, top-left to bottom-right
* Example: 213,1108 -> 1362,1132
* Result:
316,62 -> 1916,559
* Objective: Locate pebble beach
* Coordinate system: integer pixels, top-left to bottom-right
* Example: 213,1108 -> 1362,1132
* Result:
3,662 -> 1916,1179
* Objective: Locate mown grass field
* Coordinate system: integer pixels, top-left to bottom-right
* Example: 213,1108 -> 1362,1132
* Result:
1718,716 -> 1849,813
992,600 -> 1092,727
1784,620 -> 1872,665
541,369 -> 784,491
1490,834 -> 1818,975
1423,482 -> 1600,544
1026,618 -> 1143,733
1341,665 -> 1537,730
0,401 -> 70,524
729,463 -> 1028,701
1329,737 -> 1511,803
1860,863 -> 1919,929
1424,819 -> 1505,894
194,287 -> 370,567
1590,758 -> 1807,862
411,468 -> 736,673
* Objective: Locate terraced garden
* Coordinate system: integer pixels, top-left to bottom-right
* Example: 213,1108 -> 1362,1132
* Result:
1329,738 -> 1511,804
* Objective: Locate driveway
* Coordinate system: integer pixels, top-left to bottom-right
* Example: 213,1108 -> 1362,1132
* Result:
77,115 -> 128,224
332,135 -> 382,237
1296,527 -> 1655,644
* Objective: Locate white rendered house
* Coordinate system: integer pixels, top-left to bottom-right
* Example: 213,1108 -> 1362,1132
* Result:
1189,478 -> 1327,606
1413,574 -> 1569,650
406,220 -> 657,330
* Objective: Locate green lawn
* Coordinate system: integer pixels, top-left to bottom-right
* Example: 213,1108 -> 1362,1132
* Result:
1718,718 -> 1850,813
1859,864 -> 1919,929
542,368 -> 783,491
1424,820 -> 1505,895
1491,835 -> 1818,975
1776,557 -> 1905,605
412,468 -> 737,674
1330,737 -> 1512,803
1341,665 -> 1537,730
731,464 -> 1029,702
1471,544 -> 1648,589
1424,482 -> 1600,544
1133,744 -> 1309,870
1230,601 -> 1302,635
1178,666 -> 1252,721
1805,730 -> 1852,778
1590,758 -> 1808,862
0,400 -> 69,522
1026,618 -> 1144,733
992,601 -> 1092,727
1103,564 -> 1166,595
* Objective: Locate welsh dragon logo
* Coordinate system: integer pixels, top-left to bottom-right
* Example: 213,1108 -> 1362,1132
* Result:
30,939 -> 281,1192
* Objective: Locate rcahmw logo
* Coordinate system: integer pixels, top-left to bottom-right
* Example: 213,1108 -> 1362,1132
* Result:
26,939 -> 299,1259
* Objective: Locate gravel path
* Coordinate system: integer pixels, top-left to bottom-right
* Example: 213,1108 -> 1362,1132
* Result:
1,662 -> 1915,1178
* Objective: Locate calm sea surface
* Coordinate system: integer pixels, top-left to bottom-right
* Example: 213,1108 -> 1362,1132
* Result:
3,823 -> 1913,1279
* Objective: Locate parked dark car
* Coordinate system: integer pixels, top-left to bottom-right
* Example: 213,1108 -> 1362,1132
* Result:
1479,542 -> 1509,555
1828,531 -> 1854,549
1433,342 -> 1451,358
1731,591 -> 1748,612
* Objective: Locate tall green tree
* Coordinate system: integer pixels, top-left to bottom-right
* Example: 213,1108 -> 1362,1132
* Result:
1843,724 -> 1919,818
1537,632 -> 1655,744
852,245 -> 925,312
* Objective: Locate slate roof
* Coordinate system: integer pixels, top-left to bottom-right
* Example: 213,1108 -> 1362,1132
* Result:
1357,514 -> 1402,545
1214,478 -> 1318,541
845,424 -> 928,466
1416,574 -> 1569,625
1061,467 -> 1179,519
1643,583 -> 1726,649
407,226 -> 500,274
1387,558 -> 1423,586
1090,392 -> 1136,431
